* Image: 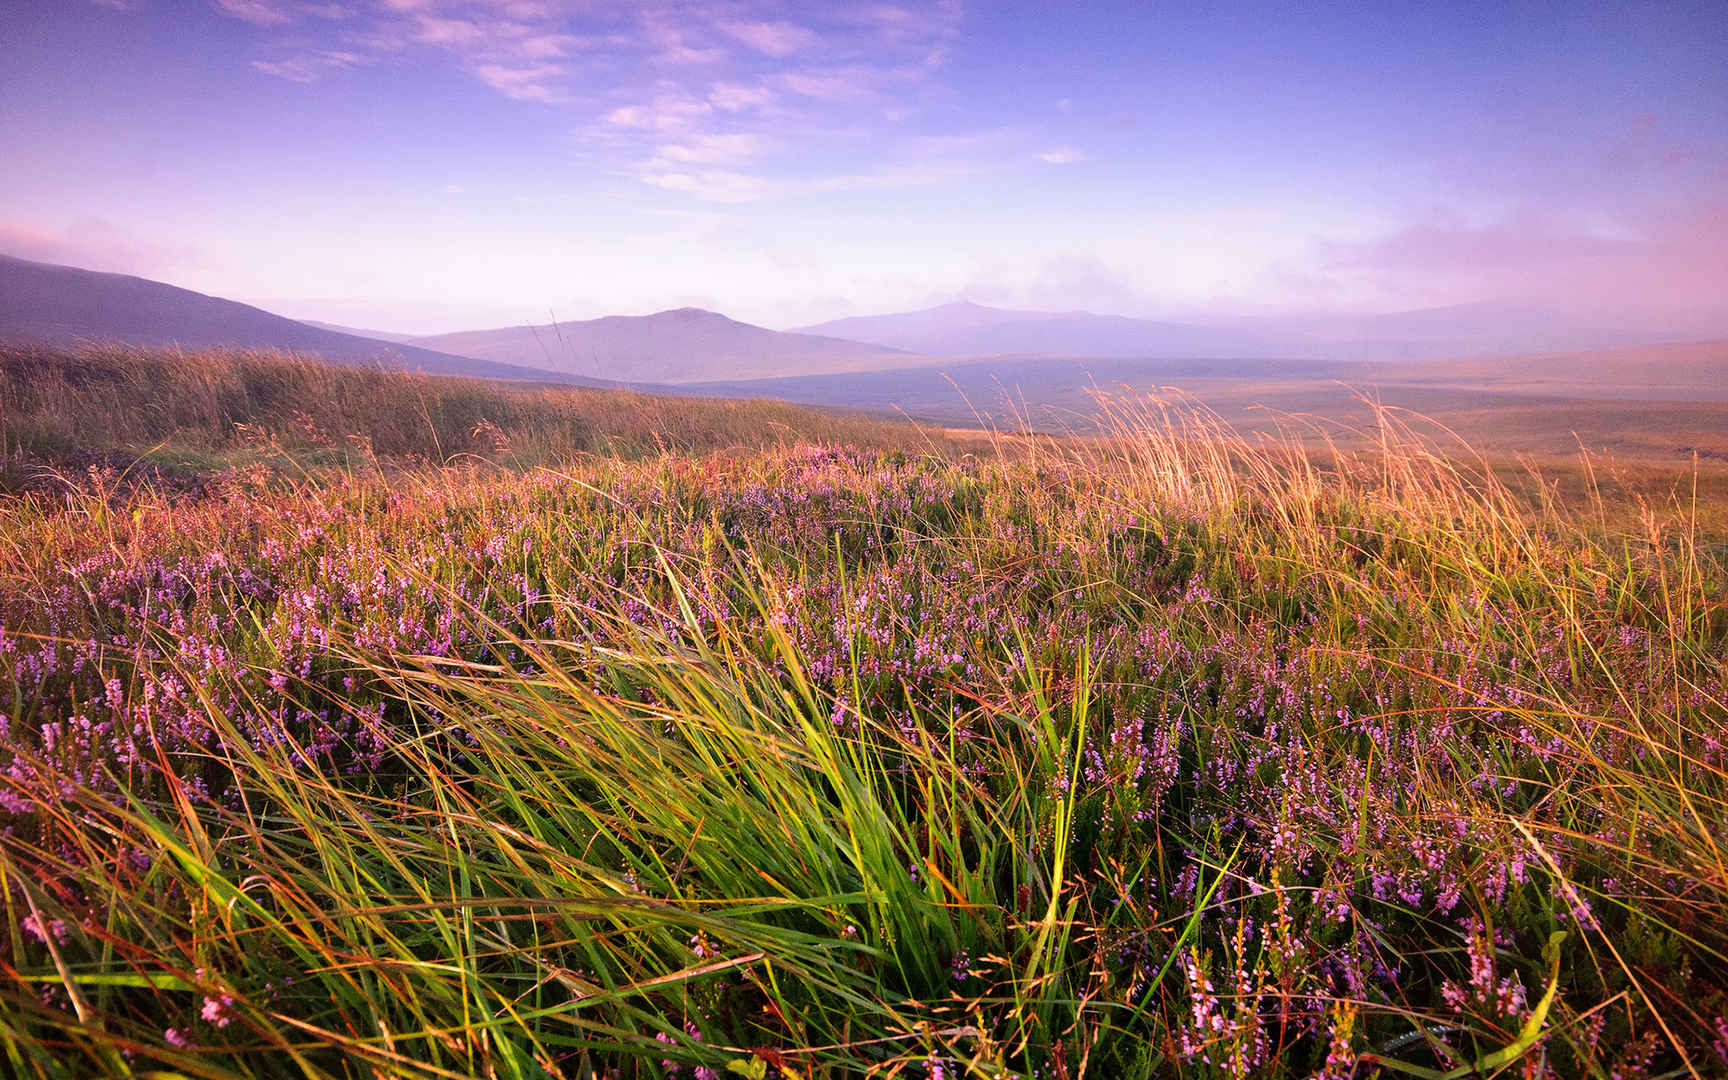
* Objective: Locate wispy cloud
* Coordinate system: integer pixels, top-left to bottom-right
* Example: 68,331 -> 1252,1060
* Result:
708,81 -> 775,112
1038,147 -> 1085,165
1323,210 -> 1639,272
213,0 -> 346,25
636,159 -> 977,204
721,20 -> 819,57
1305,199 -> 1728,320
211,1 -> 996,204
640,170 -> 776,204
253,49 -> 365,82
640,16 -> 726,65
604,96 -> 715,133
215,0 -> 294,24
472,61 -> 569,102
649,132 -> 772,165
0,217 -> 199,275
213,1 -> 964,117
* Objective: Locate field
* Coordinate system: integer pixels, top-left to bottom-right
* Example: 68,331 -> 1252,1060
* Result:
2,347 -> 1727,1078
686,340 -> 1728,466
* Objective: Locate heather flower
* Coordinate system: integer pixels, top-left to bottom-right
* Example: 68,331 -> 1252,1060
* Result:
950,949 -> 972,984
21,913 -> 69,945
200,993 -> 237,1028
1316,1001 -> 1357,1080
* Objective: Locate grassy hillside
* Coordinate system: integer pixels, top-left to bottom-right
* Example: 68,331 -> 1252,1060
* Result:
0,255 -> 583,384
1,350 -> 1725,1078
0,345 -> 952,482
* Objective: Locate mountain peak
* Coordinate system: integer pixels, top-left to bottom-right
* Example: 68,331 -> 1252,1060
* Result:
0,254 -> 601,384
650,306 -> 730,321
405,303 -> 904,383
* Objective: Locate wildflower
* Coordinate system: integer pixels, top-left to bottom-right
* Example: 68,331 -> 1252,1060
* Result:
163,1028 -> 193,1050
21,913 -> 70,945
950,950 -> 972,984
201,993 -> 237,1028
1316,1001 -> 1357,1080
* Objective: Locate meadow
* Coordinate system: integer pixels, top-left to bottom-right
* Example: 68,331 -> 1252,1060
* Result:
2,347 -> 1726,1078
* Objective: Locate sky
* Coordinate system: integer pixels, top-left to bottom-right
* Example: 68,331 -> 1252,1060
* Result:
1,0 -> 1724,333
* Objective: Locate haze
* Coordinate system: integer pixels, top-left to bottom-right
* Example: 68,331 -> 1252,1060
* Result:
2,0 -> 1724,336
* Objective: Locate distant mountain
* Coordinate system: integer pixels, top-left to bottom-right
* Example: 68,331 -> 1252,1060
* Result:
0,255 -> 601,385
297,320 -> 425,345
795,300 -> 1300,359
411,308 -> 911,383
1192,300 -> 1717,361
800,299 -> 1719,362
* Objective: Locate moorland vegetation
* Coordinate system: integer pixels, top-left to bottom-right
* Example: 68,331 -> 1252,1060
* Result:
1,346 -> 1725,1078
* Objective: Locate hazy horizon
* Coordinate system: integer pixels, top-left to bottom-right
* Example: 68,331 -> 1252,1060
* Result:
3,1 -> 1725,335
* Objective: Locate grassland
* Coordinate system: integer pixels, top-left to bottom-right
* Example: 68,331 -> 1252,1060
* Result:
0,345 -> 954,482
1,347 -> 1726,1078
684,344 -> 1728,468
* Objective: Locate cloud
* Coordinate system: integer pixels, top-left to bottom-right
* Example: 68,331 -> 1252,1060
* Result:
472,61 -> 569,102
0,218 -> 199,276
641,16 -> 726,65
252,49 -> 364,81
409,14 -> 483,46
708,81 -> 775,112
604,96 -> 714,132
650,132 -> 770,165
772,66 -> 886,103
215,0 -> 294,24
721,20 -> 819,57
213,0 -> 345,25
1309,199 -> 1728,322
844,2 -> 963,44
805,162 -> 972,192
1323,210 -> 1639,272
637,158 -> 971,204
209,0 -> 988,208
949,253 -> 1153,315
640,170 -> 775,204
1038,147 -> 1084,165
215,0 -> 963,117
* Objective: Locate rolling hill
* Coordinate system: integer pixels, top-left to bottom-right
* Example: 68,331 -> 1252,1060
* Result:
296,320 -> 425,345
409,308 -> 912,384
0,255 -> 598,385
797,299 -> 1715,362
794,300 -> 1296,359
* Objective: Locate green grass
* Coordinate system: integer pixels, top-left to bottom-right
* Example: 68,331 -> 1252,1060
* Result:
0,349 -> 1725,1078
0,344 -> 954,476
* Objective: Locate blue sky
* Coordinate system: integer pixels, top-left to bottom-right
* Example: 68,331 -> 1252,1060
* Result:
2,0 -> 1724,332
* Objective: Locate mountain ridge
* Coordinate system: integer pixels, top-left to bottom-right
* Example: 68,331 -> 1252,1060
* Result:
795,298 -> 1715,361
409,307 -> 912,384
0,254 -> 610,386
794,301 -> 1307,359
